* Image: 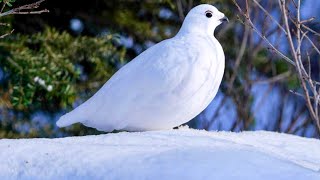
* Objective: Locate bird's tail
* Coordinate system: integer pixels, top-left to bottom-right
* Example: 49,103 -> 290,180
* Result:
56,111 -> 82,127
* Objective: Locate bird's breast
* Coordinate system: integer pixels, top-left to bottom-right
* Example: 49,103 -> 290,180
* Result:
170,36 -> 225,116
153,38 -> 223,114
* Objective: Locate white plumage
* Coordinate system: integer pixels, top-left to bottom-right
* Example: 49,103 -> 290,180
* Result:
56,4 -> 227,132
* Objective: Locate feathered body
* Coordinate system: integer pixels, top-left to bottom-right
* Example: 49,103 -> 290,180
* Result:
57,4 -> 227,132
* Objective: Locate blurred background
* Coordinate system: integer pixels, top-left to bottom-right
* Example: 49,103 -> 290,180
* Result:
0,0 -> 319,138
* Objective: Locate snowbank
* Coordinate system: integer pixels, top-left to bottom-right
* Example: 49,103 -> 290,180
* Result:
0,128 -> 320,180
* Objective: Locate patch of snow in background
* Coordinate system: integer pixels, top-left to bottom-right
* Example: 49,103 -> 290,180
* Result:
202,91 -> 237,130
31,111 -> 51,128
251,83 -> 282,130
0,68 -> 5,82
70,18 -> 84,34
159,8 -> 174,20
119,36 -> 134,48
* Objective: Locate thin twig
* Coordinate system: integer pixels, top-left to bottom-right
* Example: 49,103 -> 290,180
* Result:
233,0 -> 295,66
252,0 -> 287,34
176,0 -> 185,21
300,17 -> 315,24
232,0 -> 320,133
0,0 -> 49,18
302,24 -> 320,37
0,2 -> 6,13
252,71 -> 291,84
228,24 -> 249,92
289,90 -> 311,100
0,29 -> 14,38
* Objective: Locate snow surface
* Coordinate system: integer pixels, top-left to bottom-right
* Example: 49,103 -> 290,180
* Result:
0,128 -> 320,180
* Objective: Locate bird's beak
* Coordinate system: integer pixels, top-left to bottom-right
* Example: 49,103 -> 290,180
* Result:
220,16 -> 229,23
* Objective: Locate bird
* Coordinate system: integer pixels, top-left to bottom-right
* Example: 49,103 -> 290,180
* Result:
56,4 -> 228,132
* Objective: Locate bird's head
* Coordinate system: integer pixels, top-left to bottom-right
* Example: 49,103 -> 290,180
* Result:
178,4 -> 228,36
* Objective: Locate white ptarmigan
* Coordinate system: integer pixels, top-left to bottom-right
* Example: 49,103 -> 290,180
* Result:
56,4 -> 228,132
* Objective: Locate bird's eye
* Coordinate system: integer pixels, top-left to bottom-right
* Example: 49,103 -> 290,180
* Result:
205,11 -> 213,18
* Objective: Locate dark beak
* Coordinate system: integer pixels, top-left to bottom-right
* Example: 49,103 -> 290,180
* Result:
220,16 -> 229,23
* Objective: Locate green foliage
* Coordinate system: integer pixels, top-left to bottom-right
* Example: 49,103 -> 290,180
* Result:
274,60 -> 289,74
0,0 -> 16,7
288,76 -> 300,89
0,27 -> 125,138
0,28 -> 124,112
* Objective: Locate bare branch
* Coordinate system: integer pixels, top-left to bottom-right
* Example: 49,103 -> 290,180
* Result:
232,0 -> 320,132
253,71 -> 291,84
301,24 -> 320,37
289,90 -> 319,102
0,29 -> 13,38
0,0 -> 49,18
233,0 -> 295,66
176,0 -> 185,21
0,1 -> 6,13
0,0 -> 49,40
252,0 -> 287,34
300,17 -> 315,24
228,24 -> 249,92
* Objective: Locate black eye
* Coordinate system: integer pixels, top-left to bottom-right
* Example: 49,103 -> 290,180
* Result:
205,11 -> 212,18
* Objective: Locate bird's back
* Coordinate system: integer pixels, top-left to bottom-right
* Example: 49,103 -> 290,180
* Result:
57,34 -> 224,132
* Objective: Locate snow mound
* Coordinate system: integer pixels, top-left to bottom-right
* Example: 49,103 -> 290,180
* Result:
0,129 -> 320,180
